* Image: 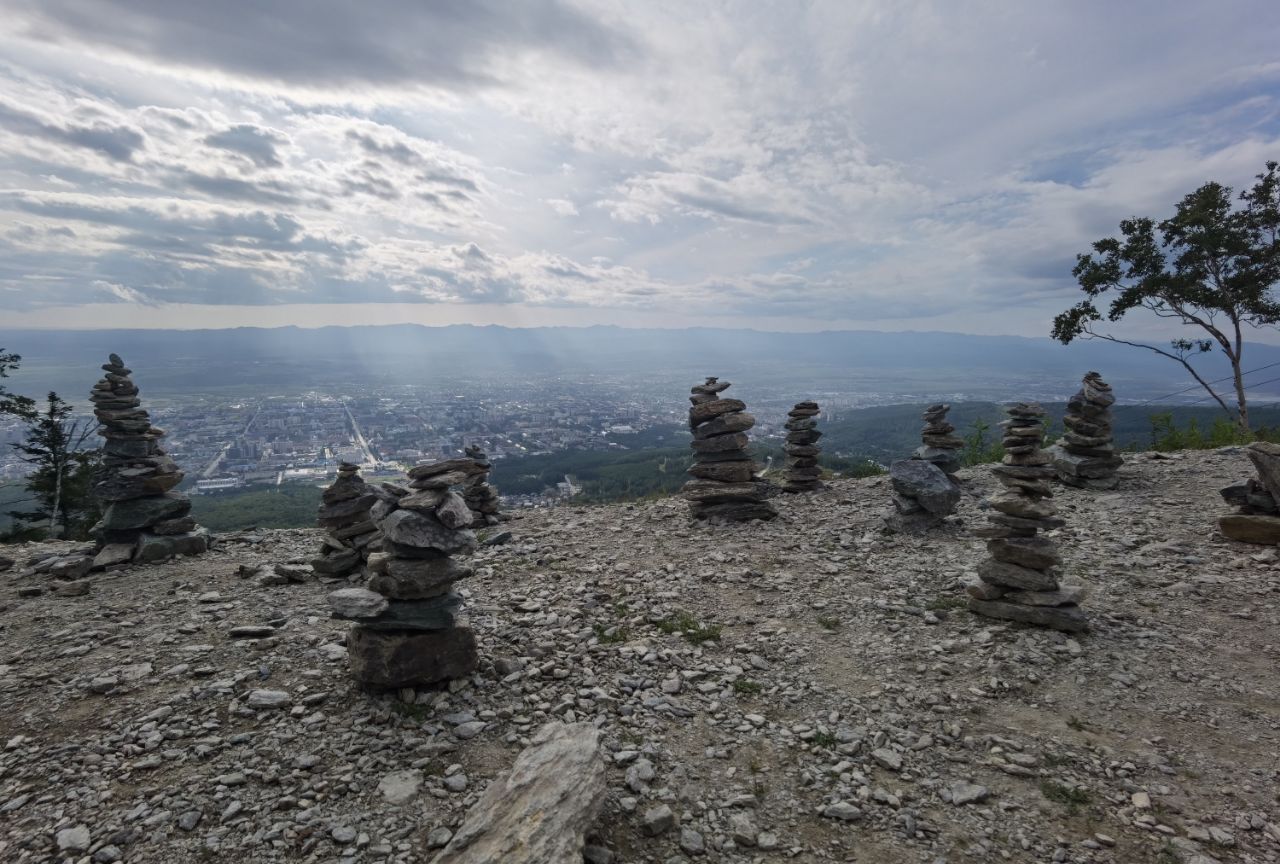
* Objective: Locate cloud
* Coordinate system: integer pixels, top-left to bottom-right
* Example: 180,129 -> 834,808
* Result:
0,1 -> 1278,335
204,124 -> 286,168
545,198 -> 578,217
6,0 -> 636,92
0,99 -> 145,161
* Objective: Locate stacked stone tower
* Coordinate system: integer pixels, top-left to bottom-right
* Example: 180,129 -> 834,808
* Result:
461,444 -> 502,527
329,458 -> 483,688
683,377 -> 776,521
90,354 -> 208,567
783,401 -> 823,493
883,403 -> 964,532
312,463 -> 379,577
914,403 -> 964,475
1051,371 -> 1122,489
967,403 -> 1088,632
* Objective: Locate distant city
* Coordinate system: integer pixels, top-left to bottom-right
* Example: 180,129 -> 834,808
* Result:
5,324 -> 1280,509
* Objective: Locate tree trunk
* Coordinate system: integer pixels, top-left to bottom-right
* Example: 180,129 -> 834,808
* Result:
1231,321 -> 1251,434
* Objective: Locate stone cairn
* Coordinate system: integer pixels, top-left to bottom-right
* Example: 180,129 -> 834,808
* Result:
1218,442 -> 1280,545
884,403 -> 964,531
782,401 -> 823,493
311,463 -> 379,578
328,458 -> 483,688
966,402 -> 1088,632
915,403 -> 965,475
461,444 -> 503,527
90,354 -> 208,568
1051,371 -> 1123,489
683,377 -> 776,522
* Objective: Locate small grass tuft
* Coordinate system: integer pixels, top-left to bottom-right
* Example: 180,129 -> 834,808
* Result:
1040,780 -> 1093,813
389,701 -> 428,722
656,610 -> 723,645
811,731 -> 837,748
816,616 -> 841,631
593,623 -> 630,644
927,595 -> 967,612
732,678 -> 763,695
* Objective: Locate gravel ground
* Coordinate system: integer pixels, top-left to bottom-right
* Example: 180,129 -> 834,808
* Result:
1,447 -> 1278,864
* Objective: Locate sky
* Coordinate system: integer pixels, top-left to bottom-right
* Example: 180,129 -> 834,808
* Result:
0,0 -> 1278,336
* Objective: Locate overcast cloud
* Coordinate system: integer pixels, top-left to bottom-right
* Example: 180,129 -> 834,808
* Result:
0,0 -> 1277,334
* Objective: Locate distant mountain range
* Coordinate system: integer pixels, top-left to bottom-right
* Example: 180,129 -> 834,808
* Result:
2,323 -> 1278,403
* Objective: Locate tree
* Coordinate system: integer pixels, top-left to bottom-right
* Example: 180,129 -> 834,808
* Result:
1052,160 -> 1280,432
0,348 -> 33,418
8,392 -> 100,539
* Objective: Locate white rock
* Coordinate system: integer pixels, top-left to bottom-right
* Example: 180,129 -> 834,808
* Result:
377,769 -> 423,805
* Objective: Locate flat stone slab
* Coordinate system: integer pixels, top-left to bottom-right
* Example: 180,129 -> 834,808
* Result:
968,598 -> 1089,632
1218,513 -> 1280,545
328,588 -> 389,619
431,722 -> 606,864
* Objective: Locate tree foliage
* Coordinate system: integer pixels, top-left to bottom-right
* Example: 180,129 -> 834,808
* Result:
0,348 -> 34,418
7,392 -> 100,539
1052,160 -> 1280,430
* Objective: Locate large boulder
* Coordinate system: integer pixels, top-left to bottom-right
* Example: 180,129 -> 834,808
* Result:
1247,442 -> 1280,503
431,722 -> 606,864
889,460 -> 960,516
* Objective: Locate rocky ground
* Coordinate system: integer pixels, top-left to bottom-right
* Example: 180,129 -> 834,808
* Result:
1,447 -> 1278,864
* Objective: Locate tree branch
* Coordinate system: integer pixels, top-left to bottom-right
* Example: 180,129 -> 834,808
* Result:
1080,327 -> 1235,417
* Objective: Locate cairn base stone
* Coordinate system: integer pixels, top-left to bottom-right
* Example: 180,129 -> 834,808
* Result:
101,492 -> 191,532
92,543 -> 134,570
134,529 -> 210,563
890,460 -> 959,516
347,626 -> 478,689
967,598 -> 1089,632
692,500 -> 778,522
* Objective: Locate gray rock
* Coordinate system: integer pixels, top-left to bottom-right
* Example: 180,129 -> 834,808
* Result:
1218,513 -> 1280,545
91,543 -> 134,570
987,536 -> 1061,569
378,509 -> 477,554
378,769 -> 423,805
56,824 -> 91,852
729,813 -> 757,846
135,529 -> 210,563
871,748 -> 902,771
246,689 -> 291,709
327,587 -> 390,619
642,804 -> 675,836
889,459 -> 960,516
1247,442 -> 1280,502
950,782 -> 989,805
347,626 -> 478,688
822,801 -> 862,821
968,598 -> 1089,632
101,492 -> 191,532
977,559 -> 1059,591
679,827 -> 706,855
430,723 -> 606,863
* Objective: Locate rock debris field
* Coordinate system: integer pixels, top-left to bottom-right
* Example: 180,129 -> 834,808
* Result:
1,448 -> 1278,864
